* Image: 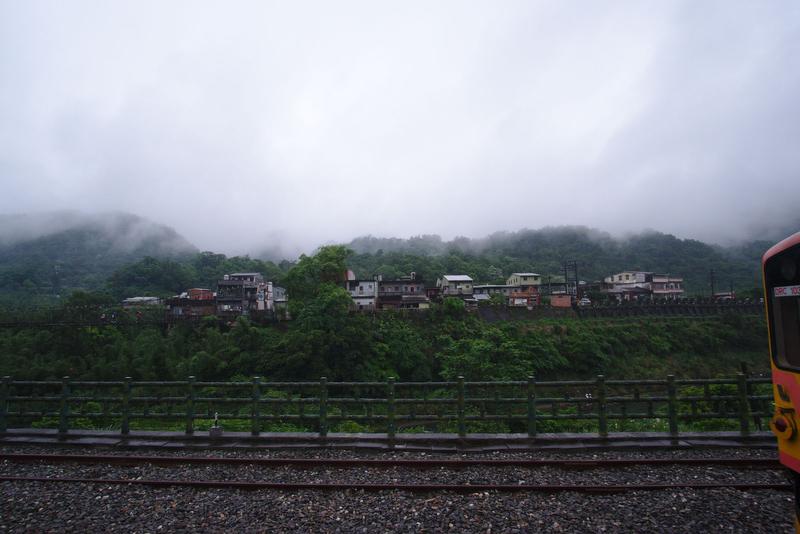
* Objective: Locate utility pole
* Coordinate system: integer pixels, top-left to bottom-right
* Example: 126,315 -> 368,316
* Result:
563,260 -> 578,297
709,269 -> 716,299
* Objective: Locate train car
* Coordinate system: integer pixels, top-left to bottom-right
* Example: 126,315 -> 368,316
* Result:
763,231 -> 800,526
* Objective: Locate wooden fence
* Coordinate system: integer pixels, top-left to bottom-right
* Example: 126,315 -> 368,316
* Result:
0,374 -> 773,438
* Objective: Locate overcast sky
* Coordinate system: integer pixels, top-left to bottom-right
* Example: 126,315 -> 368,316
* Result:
1,1 -> 798,255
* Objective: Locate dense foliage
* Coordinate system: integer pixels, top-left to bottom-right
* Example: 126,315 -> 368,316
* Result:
0,306 -> 769,382
0,238 -> 773,385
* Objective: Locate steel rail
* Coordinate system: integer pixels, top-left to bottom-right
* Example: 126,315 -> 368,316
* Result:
0,476 -> 790,493
0,453 -> 782,470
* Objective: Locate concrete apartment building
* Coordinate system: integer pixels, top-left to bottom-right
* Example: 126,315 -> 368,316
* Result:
602,271 -> 684,301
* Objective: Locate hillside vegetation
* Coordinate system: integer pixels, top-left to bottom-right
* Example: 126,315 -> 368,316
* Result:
0,246 -> 770,382
0,212 -> 196,304
0,212 -> 780,305
346,227 -> 768,295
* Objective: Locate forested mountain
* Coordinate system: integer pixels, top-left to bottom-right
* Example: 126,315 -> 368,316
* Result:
0,212 -> 196,302
0,211 -> 787,303
346,227 -> 767,295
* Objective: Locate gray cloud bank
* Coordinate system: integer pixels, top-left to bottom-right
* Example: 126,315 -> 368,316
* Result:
1,1 -> 798,255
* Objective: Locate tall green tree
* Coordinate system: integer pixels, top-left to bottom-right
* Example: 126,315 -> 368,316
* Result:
284,245 -> 351,311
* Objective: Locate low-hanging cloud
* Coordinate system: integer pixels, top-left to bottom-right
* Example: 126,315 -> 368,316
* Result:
1,1 -> 798,255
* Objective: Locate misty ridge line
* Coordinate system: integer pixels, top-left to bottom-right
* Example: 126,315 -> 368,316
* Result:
0,210 -> 790,264
0,209 -> 785,303
0,211 -> 196,254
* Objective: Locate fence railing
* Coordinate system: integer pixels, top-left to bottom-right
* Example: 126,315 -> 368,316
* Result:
0,374 -> 773,438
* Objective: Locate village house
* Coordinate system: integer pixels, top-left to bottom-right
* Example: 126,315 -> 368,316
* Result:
272,285 -> 288,316
216,272 -> 283,318
166,288 -> 216,319
345,277 -> 378,311
472,284 -> 514,303
377,272 -> 429,309
436,274 -> 474,296
473,284 -> 515,297
602,271 -> 684,301
508,286 -> 541,307
343,271 -> 430,311
506,272 -> 542,288
166,277 -> 286,321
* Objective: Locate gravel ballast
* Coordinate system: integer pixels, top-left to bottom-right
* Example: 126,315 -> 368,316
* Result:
1,483 -> 792,533
0,445 -> 793,532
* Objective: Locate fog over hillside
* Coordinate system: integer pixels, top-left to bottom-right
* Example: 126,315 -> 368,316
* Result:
0,211 -> 197,255
1,2 -> 798,254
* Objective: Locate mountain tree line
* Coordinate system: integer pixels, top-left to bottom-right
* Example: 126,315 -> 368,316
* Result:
0,246 -> 769,383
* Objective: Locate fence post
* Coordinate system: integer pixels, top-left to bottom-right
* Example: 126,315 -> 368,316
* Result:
121,377 -> 132,435
457,376 -> 466,437
597,375 -> 608,437
667,375 -> 678,437
527,376 -> 537,437
319,377 -> 328,438
186,376 -> 195,435
58,376 -> 70,435
387,377 -> 396,442
737,372 -> 751,436
740,362 -> 761,431
252,376 -> 261,436
0,376 -> 10,433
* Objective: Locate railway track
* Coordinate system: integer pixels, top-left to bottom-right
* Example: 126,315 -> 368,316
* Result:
2,448 -> 793,531
0,452 -> 784,469
0,475 -> 791,493
1,452 -> 791,494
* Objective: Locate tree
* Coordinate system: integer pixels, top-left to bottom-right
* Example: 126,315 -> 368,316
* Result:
284,245 -> 351,311
278,284 -> 375,380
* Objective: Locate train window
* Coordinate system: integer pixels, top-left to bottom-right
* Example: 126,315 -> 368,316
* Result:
772,288 -> 800,369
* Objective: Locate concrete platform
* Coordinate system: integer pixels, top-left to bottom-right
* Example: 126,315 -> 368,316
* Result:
0,428 -> 777,452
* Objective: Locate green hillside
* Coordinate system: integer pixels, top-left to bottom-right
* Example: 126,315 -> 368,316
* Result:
0,212 -> 786,304
345,227 -> 768,295
0,212 -> 197,304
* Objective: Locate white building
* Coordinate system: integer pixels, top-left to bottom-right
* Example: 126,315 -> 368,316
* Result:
473,284 -> 515,296
437,275 -> 474,296
602,271 -> 684,301
506,273 -> 541,288
346,279 -> 378,310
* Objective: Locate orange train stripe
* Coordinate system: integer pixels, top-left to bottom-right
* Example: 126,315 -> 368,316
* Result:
772,368 -> 800,405
780,451 -> 800,473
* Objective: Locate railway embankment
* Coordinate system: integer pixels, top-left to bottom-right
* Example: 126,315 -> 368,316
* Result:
0,443 -> 792,532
